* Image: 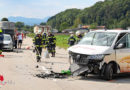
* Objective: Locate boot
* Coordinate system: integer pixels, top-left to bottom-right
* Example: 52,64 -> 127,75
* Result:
33,49 -> 35,53
37,56 -> 41,62
51,52 -> 53,57
51,52 -> 55,57
37,59 -> 41,62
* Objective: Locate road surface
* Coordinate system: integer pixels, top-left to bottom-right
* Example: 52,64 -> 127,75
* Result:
0,37 -> 130,90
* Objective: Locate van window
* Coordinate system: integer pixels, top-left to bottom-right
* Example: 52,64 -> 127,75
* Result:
116,33 -> 126,43
4,36 -> 11,41
79,32 -> 95,45
116,33 -> 130,48
127,34 -> 130,48
79,32 -> 117,46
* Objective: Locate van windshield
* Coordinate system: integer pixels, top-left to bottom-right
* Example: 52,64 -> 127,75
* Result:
4,36 -> 11,41
78,32 -> 117,46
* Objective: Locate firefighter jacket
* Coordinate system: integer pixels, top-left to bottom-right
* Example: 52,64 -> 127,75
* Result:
42,33 -> 47,45
33,34 -> 43,47
68,36 -> 76,46
45,34 -> 56,47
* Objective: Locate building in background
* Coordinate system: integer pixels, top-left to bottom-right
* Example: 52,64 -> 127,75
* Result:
52,29 -> 58,33
34,25 -> 51,34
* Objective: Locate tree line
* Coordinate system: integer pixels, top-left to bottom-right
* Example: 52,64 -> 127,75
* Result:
47,0 -> 130,32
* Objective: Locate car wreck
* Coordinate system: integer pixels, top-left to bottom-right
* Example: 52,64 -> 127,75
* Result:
68,30 -> 130,80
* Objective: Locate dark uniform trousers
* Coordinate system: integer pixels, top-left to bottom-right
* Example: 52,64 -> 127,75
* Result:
68,36 -> 76,46
0,44 -> 3,55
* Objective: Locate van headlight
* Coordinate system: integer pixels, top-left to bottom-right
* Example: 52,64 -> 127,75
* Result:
87,54 -> 104,60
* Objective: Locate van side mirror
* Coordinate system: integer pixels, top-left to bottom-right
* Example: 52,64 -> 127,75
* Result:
116,43 -> 124,49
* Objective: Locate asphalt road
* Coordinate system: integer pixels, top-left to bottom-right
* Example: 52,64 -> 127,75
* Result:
0,37 -> 130,90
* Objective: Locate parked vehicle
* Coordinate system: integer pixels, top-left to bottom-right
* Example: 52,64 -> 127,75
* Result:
68,30 -> 130,80
0,21 -> 15,41
2,34 -> 13,51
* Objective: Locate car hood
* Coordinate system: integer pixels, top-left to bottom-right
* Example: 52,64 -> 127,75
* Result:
68,45 -> 112,55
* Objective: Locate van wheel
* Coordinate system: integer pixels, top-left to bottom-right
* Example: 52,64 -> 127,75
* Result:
104,63 -> 113,80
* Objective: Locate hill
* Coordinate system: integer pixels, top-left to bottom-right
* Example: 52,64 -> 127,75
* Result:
47,0 -> 130,31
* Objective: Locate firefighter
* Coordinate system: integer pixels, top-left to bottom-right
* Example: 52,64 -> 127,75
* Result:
76,31 -> 83,43
52,34 -> 56,57
42,33 -> 47,48
33,32 -> 43,62
0,29 -> 3,55
46,32 -> 56,57
68,34 -> 76,46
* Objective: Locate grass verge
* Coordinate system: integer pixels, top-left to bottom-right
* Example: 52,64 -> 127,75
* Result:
27,33 -> 70,49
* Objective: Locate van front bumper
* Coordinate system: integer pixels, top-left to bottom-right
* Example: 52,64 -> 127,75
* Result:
69,52 -> 104,76
3,44 -> 13,50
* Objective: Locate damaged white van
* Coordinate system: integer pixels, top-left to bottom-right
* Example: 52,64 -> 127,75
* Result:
68,30 -> 130,80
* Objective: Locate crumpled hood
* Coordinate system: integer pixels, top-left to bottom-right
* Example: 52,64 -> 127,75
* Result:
68,45 -> 111,55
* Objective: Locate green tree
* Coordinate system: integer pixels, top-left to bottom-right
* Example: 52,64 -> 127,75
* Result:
15,22 -> 24,30
47,0 -> 130,30
60,22 -> 69,31
40,22 -> 46,25
73,18 -> 82,28
89,23 -> 97,29
23,25 -> 33,32
47,9 -> 81,32
1,18 -> 9,21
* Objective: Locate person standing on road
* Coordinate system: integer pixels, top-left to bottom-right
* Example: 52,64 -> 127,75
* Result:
46,32 -> 56,57
68,34 -> 76,46
0,29 -> 3,55
52,33 -> 56,57
34,32 -> 43,62
76,31 -> 83,43
14,35 -> 18,49
18,33 -> 23,49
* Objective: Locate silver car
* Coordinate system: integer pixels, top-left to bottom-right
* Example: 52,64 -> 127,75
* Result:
3,34 -> 13,51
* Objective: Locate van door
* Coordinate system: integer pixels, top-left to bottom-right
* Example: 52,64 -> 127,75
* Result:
115,33 -> 130,73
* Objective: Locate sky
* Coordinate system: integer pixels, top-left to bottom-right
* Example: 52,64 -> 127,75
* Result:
0,0 -> 104,19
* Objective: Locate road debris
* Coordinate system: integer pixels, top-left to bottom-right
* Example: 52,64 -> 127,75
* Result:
35,71 -> 70,79
35,65 -> 71,79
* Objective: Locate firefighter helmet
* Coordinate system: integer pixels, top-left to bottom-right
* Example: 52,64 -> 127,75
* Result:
76,31 -> 81,36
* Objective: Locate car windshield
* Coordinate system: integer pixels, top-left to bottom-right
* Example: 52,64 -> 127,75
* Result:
4,35 -> 11,41
78,32 -> 117,46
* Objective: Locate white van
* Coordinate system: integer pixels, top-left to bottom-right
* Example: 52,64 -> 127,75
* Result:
3,34 -> 13,51
68,30 -> 130,80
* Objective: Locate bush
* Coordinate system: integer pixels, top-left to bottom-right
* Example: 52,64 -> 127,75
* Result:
55,35 -> 70,49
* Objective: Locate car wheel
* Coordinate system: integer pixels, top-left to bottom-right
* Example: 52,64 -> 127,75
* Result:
104,63 -> 113,80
